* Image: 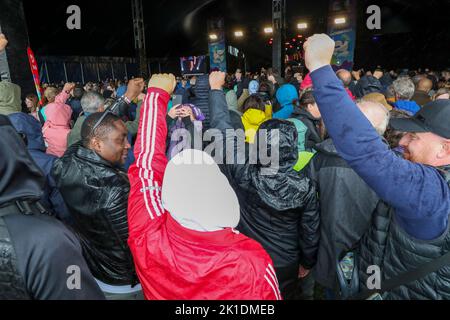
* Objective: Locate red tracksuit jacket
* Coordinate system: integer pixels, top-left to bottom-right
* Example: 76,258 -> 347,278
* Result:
127,87 -> 281,300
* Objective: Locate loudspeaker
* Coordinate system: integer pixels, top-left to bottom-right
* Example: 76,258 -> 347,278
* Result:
0,0 -> 34,99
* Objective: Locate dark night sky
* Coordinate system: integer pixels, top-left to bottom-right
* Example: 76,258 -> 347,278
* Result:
22,0 -> 450,70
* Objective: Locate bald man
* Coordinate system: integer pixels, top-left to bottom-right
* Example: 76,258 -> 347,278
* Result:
412,77 -> 433,106
305,100 -> 390,297
336,69 -> 356,101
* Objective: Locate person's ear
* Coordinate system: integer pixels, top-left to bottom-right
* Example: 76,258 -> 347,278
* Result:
437,141 -> 450,159
90,137 -> 103,154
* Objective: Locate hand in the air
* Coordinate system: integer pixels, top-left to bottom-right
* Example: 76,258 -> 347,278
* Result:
63,83 -> 76,94
303,34 -> 335,72
125,78 -> 145,101
209,71 -> 226,91
148,74 -> 177,96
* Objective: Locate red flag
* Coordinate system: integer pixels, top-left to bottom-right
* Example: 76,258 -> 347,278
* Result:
27,47 -> 44,106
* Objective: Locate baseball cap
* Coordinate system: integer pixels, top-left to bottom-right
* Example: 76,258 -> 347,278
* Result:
390,99 -> 450,139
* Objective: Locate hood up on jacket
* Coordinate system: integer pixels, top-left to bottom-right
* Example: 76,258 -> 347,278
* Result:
256,119 -> 298,172
162,149 -> 240,232
248,119 -> 311,211
0,82 -> 22,116
242,108 -> 271,144
8,112 -> 46,152
225,90 -> 239,113
274,84 -> 298,119
249,80 -> 260,95
242,108 -> 268,126
0,115 -> 45,206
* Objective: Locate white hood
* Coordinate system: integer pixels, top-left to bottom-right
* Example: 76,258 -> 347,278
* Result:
162,149 -> 240,232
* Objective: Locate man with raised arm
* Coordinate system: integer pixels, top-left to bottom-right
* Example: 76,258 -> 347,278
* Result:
127,73 -> 281,300
304,34 -> 450,300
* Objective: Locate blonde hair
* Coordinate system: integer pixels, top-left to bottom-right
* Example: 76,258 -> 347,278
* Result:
44,87 -> 59,103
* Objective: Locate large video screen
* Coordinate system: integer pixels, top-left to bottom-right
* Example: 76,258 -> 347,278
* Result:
180,56 -> 207,76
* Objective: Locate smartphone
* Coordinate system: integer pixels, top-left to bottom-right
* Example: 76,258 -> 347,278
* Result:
172,94 -> 183,106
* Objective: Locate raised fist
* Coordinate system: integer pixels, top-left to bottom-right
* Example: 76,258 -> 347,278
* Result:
148,74 -> 176,96
125,78 -> 145,101
0,33 -> 8,52
209,71 -> 226,91
303,34 -> 335,72
63,82 -> 76,94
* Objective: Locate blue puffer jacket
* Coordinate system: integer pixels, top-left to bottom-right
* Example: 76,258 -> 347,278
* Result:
274,84 -> 298,119
8,112 -> 71,223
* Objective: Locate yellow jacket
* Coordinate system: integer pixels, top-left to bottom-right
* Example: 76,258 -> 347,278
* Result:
242,106 -> 272,144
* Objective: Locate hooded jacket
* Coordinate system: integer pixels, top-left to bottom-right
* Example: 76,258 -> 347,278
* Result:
8,113 -> 70,222
127,88 -> 280,300
0,82 -> 21,115
249,80 -> 260,95
52,143 -> 137,286
42,98 -> 72,157
289,108 -> 323,153
304,139 -> 380,289
225,90 -> 244,131
242,108 -> 271,144
0,115 -> 104,300
274,84 -> 298,119
209,89 -> 319,296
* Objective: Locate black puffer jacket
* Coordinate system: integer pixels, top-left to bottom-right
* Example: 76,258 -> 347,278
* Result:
209,89 -> 320,271
304,139 -> 380,289
52,143 -> 137,286
358,166 -> 450,300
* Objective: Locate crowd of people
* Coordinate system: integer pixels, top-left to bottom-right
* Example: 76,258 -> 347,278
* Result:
1,31 -> 450,300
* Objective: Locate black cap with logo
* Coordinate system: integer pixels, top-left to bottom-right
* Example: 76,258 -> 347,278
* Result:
390,100 -> 450,139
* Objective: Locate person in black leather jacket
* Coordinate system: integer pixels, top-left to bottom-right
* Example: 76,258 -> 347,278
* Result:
208,71 -> 320,300
52,112 -> 141,299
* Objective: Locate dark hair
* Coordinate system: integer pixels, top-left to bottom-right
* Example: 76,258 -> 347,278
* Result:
299,89 -> 316,110
284,70 -> 294,83
25,93 -> 38,101
242,94 -> 266,113
81,112 -> 121,148
73,85 -> 85,100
